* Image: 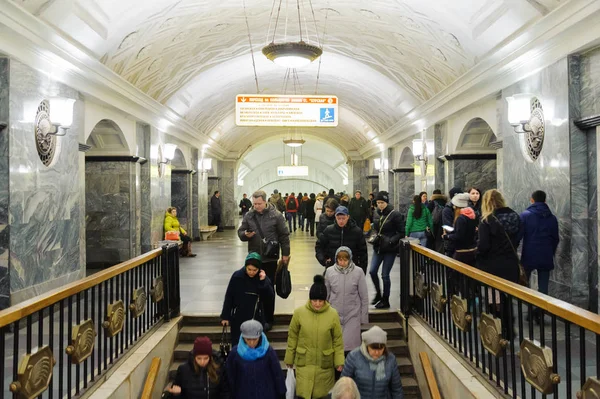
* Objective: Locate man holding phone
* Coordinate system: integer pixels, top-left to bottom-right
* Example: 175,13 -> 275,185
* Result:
238,190 -> 290,332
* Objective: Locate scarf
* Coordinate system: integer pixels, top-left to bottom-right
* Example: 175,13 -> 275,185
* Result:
460,207 -> 476,220
237,333 -> 270,361
334,260 -> 355,274
359,342 -> 386,381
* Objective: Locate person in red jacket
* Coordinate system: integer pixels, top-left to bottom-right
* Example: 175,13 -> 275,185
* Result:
285,192 -> 299,232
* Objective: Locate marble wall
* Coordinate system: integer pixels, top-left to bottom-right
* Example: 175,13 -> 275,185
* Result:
198,173 -> 209,227
580,46 -> 600,118
450,158 -> 497,193
137,123 -> 152,253
394,170 -> 415,217
150,128 -> 172,245
587,130 -> 598,311
85,161 -> 133,268
171,171 -> 192,232
435,123 -> 447,193
0,58 -> 9,309
191,149 -> 200,239
221,161 -> 237,228
8,60 -> 84,304
352,160 -> 369,195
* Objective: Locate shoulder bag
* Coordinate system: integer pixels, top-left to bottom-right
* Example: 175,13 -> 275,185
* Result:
492,215 -> 528,287
368,210 -> 395,246
275,258 -> 292,299
252,213 -> 280,258
220,325 -> 231,359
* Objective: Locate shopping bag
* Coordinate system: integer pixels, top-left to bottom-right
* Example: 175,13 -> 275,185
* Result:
363,218 -> 371,233
276,259 -> 292,299
285,368 -> 296,399
165,231 -> 180,241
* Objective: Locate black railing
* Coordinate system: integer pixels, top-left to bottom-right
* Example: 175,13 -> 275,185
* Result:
400,241 -> 600,399
0,243 -> 180,399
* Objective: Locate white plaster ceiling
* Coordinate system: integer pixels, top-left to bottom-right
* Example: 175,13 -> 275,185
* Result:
85,119 -> 130,154
15,0 -> 565,158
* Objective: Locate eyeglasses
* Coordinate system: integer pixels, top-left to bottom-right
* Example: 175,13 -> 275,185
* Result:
368,343 -> 385,350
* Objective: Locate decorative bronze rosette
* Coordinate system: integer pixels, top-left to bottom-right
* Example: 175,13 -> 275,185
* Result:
66,319 -> 96,364
10,346 -> 56,399
103,300 -> 125,337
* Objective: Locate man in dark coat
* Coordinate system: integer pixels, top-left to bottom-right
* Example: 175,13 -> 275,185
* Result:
428,189 -> 448,253
211,191 -> 223,231
348,190 -> 369,231
317,198 -> 339,240
520,190 -> 559,296
315,206 -> 368,273
239,193 -> 252,217
323,188 -> 340,207
442,187 -> 462,257
304,193 -> 317,236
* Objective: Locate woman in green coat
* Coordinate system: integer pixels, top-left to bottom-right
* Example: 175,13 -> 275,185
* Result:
164,207 -> 196,257
405,195 -> 433,246
284,275 -> 345,399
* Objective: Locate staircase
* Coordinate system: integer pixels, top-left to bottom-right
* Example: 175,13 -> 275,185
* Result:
170,312 -> 421,398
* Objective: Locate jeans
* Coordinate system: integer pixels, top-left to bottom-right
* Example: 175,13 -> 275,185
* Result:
409,231 -> 427,246
369,251 -> 396,298
299,214 -> 305,229
526,269 -> 550,295
287,212 -> 297,231
306,217 -> 315,236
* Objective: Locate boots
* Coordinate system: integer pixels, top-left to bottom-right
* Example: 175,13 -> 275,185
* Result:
371,293 -> 382,306
375,296 -> 390,309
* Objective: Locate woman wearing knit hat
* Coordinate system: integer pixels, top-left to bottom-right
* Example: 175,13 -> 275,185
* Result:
220,252 -> 274,344
443,193 -> 478,266
341,326 -> 404,398
166,336 -> 230,398
284,275 -> 345,399
226,320 -> 286,399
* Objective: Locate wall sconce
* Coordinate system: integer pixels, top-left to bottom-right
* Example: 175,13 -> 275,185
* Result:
47,97 -> 76,136
201,158 -> 212,171
342,177 -> 348,185
158,143 -> 177,166
506,94 -> 545,134
412,138 -> 434,178
374,158 -> 388,171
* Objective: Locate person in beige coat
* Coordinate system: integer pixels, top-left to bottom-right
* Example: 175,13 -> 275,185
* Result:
325,246 -> 369,353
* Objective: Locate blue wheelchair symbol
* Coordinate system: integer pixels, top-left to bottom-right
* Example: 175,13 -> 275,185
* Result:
320,108 -> 335,123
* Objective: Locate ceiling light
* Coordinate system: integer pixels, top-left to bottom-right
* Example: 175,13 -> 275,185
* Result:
262,42 -> 323,68
283,139 -> 306,147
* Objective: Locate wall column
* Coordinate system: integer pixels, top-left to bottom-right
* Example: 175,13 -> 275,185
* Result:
171,170 -> 194,235
393,168 -> 416,217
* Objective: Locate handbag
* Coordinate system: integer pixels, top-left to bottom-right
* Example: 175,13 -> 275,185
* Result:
252,214 -> 280,258
220,325 -> 231,359
276,259 -> 292,299
367,210 -> 395,246
165,231 -> 180,241
492,215 -> 528,287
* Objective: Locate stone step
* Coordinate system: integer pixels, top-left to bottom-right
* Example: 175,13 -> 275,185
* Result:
174,339 -> 410,362
178,321 -> 404,343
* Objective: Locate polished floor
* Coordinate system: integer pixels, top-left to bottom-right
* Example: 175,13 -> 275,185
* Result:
179,225 -> 401,315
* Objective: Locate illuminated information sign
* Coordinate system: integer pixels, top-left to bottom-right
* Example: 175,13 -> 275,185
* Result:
277,166 -> 309,177
236,95 -> 338,127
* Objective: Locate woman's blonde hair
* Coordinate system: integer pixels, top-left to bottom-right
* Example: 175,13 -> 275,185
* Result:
330,377 -> 361,399
166,206 -> 176,214
481,189 -> 507,222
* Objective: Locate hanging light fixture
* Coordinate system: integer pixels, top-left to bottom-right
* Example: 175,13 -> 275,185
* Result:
262,0 -> 323,68
283,139 -> 305,147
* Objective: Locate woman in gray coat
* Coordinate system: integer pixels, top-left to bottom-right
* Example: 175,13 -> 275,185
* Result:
325,246 -> 369,353
342,326 -> 404,399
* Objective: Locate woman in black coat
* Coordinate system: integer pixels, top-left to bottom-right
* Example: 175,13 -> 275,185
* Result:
167,336 -> 230,398
220,252 -> 274,344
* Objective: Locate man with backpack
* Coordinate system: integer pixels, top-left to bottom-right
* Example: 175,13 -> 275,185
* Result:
269,190 -> 286,214
285,192 -> 299,232
428,189 -> 448,253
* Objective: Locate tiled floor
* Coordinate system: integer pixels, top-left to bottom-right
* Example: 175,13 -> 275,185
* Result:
179,227 -> 401,315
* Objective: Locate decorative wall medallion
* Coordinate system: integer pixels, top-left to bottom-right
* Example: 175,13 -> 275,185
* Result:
519,339 -> 560,394
103,300 -> 125,337
415,272 -> 428,298
478,313 -> 508,357
130,287 -> 147,318
66,319 -> 96,364
524,97 -> 545,161
577,377 -> 600,398
151,276 -> 164,303
430,282 -> 446,312
10,345 -> 56,399
450,295 -> 472,331
35,100 -> 58,167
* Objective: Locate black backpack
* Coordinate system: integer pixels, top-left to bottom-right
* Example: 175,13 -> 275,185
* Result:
432,202 -> 444,226
287,198 -> 297,210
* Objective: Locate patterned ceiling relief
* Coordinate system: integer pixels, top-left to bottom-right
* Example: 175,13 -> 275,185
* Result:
13,0 -> 564,156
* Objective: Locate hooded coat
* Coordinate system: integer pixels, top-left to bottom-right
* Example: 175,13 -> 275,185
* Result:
284,301 -> 344,399
316,219 -> 368,272
220,266 -> 274,344
164,212 -> 186,235
269,193 -> 286,213
173,351 -> 230,399
446,208 -> 478,250
520,202 -> 559,272
325,247 -> 369,351
238,204 -> 290,262
476,207 -> 523,283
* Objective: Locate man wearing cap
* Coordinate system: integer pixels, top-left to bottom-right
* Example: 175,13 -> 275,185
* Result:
316,205 -> 368,273
348,190 -> 369,232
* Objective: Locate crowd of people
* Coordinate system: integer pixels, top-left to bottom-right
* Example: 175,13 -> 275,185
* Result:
164,184 -> 559,398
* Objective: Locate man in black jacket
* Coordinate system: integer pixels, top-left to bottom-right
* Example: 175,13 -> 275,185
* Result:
239,193 -> 252,217
348,190 -> 369,231
442,187 -> 462,257
211,191 -> 223,231
315,206 -> 368,273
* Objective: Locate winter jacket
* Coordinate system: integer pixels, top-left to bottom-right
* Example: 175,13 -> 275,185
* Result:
428,194 -> 448,253
239,198 -> 252,214
348,197 -> 369,228
226,340 -> 286,399
173,351 -> 230,399
325,247 -> 369,351
304,198 -> 316,219
372,205 -> 404,254
427,194 -> 448,213
405,205 -> 433,236
446,208 -> 477,251
341,346 -> 404,399
285,196 -> 299,213
238,204 -> 290,262
314,197 -> 324,220
164,212 -> 186,235
211,195 -> 222,216
468,200 -> 482,222
316,219 -> 368,272
520,202 -> 559,272
476,207 -> 523,283
269,193 -> 286,213
317,213 -> 336,240
220,266 -> 274,344
284,301 -> 345,399
442,203 -> 456,254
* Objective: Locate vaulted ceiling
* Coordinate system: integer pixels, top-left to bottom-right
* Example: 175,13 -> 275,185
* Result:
14,0 -> 565,160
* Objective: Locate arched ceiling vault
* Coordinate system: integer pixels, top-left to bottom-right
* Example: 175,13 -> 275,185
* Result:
15,0 -> 563,159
